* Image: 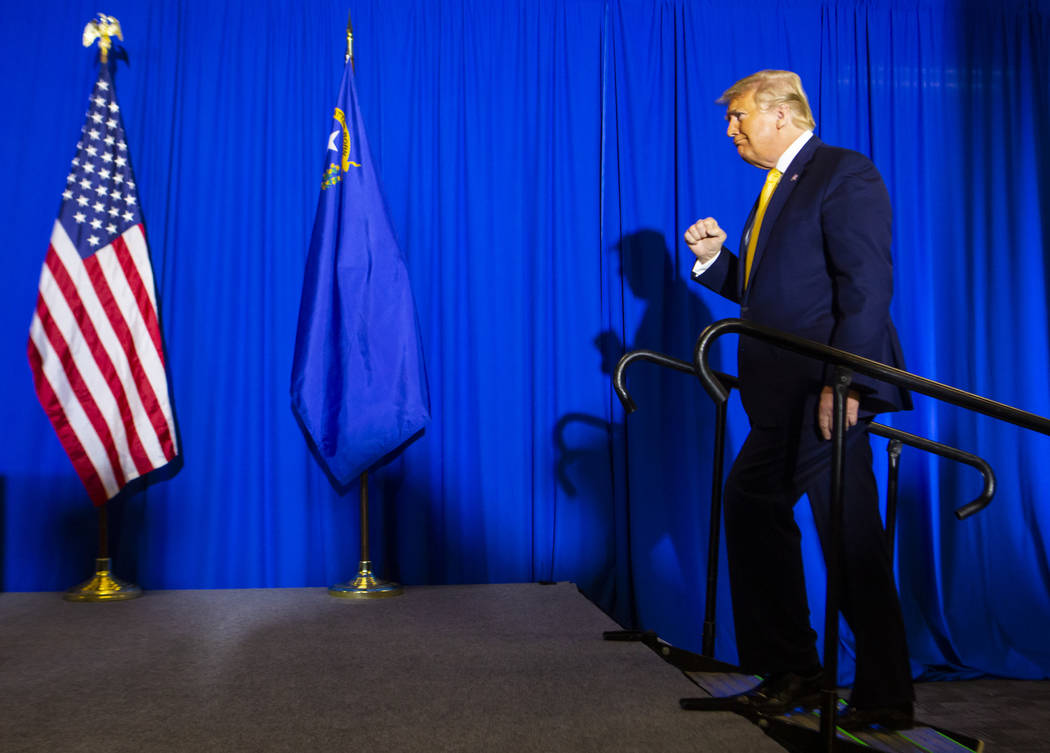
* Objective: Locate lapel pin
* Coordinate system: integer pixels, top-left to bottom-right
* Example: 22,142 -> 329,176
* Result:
791,173 -> 799,182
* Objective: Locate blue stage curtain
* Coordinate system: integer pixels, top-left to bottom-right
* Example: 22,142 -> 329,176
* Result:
1,0 -> 1048,683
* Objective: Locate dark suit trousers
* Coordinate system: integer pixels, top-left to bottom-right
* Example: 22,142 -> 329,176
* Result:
723,411 -> 914,707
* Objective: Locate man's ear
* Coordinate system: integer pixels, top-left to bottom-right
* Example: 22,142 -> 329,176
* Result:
774,104 -> 790,129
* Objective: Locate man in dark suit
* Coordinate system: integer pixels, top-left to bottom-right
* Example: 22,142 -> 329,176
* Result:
684,70 -> 914,731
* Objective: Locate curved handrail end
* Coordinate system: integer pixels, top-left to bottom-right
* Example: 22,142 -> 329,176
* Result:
613,350 -> 695,415
954,466 -> 996,520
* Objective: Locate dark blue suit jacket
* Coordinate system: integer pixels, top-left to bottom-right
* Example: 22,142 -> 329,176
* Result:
694,136 -> 911,425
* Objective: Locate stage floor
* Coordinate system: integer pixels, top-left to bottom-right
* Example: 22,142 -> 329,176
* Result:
1,582 -> 1046,752
1,582 -> 782,752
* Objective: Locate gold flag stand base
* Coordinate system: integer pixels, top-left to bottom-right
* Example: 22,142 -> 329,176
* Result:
328,560 -> 403,599
328,472 -> 403,599
63,557 -> 142,602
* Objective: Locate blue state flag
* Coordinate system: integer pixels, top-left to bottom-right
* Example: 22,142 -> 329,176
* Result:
291,61 -> 430,487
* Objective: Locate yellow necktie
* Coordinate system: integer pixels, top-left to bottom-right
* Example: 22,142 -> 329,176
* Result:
744,168 -> 782,288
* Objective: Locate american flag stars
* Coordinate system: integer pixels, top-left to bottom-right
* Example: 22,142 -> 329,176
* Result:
59,76 -> 141,255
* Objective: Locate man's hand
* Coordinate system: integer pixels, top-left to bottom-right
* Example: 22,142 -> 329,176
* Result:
684,217 -> 727,264
818,386 -> 860,440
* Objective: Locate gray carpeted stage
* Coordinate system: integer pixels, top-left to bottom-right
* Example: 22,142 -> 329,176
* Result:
1,582 -> 785,752
3,582 -> 1048,752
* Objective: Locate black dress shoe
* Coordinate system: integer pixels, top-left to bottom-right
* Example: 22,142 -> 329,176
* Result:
735,670 -> 823,714
836,702 -> 914,731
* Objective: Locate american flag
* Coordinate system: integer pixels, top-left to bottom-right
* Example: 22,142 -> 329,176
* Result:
27,65 -> 177,505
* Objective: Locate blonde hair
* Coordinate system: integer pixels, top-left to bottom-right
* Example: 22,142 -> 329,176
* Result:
717,70 -> 816,131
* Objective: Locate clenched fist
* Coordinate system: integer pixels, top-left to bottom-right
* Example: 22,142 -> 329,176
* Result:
683,217 -> 727,264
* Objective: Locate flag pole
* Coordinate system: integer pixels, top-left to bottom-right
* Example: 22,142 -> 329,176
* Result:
326,13 -> 402,599
65,502 -> 142,601
328,471 -> 404,598
63,14 -> 141,603
345,10 -> 354,68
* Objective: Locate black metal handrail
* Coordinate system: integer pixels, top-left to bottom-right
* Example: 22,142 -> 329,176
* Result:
706,369 -> 997,521
613,318 -> 1050,749
692,319 -> 1050,436
867,422 -> 995,526
615,320 -> 1050,438
611,349 -> 996,648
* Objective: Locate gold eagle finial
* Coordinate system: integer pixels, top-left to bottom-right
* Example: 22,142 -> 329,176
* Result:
82,14 -> 123,63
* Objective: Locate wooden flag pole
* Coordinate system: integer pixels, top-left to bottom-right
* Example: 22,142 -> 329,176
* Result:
328,471 -> 403,598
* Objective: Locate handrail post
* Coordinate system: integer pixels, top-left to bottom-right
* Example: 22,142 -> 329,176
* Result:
885,439 -> 903,561
702,398 -> 728,657
820,367 -> 853,749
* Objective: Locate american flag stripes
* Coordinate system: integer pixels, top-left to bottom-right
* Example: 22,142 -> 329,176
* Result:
28,65 -> 177,505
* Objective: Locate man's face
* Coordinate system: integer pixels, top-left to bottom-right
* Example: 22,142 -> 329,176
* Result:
725,90 -> 781,169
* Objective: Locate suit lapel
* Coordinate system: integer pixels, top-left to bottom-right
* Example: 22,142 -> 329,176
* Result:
741,136 -> 823,301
